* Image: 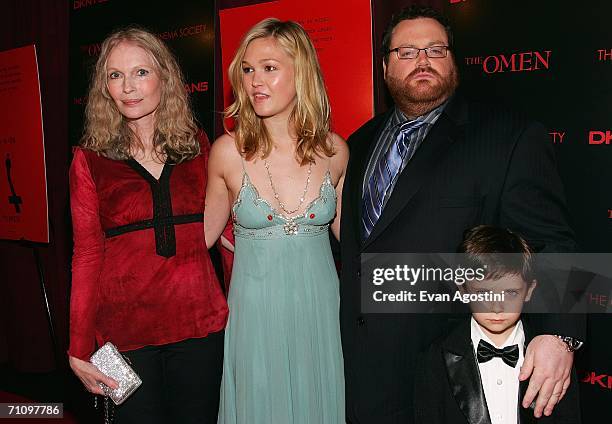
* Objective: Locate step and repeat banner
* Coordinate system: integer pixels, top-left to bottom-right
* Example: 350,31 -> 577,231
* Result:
69,0 -> 216,145
440,0 -> 611,420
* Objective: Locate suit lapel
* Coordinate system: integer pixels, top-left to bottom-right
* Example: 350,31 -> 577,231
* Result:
363,96 -> 468,250
442,321 -> 493,424
346,110 -> 391,246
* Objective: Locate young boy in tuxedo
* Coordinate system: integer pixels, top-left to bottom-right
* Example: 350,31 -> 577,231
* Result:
414,225 -> 580,424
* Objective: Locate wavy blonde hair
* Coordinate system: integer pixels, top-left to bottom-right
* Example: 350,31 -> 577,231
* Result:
226,18 -> 333,165
82,26 -> 199,162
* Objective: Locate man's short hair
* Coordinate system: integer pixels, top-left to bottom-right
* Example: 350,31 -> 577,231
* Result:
381,5 -> 454,64
458,225 -> 535,282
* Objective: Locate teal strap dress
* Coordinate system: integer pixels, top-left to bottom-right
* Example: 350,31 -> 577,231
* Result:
218,167 -> 345,424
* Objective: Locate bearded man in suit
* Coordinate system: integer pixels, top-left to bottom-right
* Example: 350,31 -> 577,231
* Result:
339,5 -> 583,424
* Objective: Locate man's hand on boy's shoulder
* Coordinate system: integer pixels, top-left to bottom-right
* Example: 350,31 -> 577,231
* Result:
519,335 -> 573,418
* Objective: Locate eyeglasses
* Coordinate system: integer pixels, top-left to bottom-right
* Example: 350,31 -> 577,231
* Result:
387,45 -> 449,60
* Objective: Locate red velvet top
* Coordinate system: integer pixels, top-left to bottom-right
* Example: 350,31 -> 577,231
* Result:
68,139 -> 228,361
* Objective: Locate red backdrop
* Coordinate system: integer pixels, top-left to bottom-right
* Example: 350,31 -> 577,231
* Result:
219,0 -> 374,140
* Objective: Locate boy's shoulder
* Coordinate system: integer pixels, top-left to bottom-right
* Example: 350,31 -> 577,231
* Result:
418,317 -> 476,380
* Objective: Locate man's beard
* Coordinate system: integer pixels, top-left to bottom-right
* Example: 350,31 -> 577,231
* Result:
386,64 -> 459,117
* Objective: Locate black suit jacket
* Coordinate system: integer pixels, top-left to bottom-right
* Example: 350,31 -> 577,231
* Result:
414,318 -> 581,424
340,96 -> 582,423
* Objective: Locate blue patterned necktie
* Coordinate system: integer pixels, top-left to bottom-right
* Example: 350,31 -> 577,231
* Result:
362,120 -> 426,238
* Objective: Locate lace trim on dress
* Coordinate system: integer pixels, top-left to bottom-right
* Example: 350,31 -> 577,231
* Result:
232,170 -> 334,223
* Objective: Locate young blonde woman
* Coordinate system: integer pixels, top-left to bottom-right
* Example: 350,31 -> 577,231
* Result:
205,18 -> 348,424
68,27 -> 227,423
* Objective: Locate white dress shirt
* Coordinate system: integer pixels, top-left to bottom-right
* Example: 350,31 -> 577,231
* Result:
471,317 -> 525,424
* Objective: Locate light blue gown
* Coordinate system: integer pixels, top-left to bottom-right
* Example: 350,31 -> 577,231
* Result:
218,169 -> 345,424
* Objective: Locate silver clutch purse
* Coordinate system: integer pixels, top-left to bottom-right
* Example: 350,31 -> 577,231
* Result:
90,342 -> 142,405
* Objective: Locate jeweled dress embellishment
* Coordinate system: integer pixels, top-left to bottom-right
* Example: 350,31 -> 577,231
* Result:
283,218 -> 299,235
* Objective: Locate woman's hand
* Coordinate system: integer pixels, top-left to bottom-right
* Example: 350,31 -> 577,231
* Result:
69,355 -> 119,395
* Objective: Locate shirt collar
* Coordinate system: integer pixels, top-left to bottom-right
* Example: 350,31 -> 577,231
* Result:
470,316 -> 525,350
392,100 -> 449,129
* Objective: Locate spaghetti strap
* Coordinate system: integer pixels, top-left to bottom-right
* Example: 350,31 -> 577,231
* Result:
237,156 -> 254,184
238,156 -> 253,186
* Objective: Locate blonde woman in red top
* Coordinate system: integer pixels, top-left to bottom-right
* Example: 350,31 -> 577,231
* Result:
68,27 -> 227,423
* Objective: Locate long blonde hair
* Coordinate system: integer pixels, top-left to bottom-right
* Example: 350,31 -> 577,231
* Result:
82,26 -> 199,162
225,18 -> 333,165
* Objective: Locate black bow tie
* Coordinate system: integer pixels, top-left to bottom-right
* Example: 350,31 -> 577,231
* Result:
476,339 -> 520,368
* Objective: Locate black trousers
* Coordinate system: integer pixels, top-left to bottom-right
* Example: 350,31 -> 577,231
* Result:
114,332 -> 224,424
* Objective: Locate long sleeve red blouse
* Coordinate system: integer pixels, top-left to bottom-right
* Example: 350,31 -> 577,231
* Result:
68,139 -> 228,361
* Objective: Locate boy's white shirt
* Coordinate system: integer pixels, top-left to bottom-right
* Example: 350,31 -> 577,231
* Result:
470,317 -> 525,424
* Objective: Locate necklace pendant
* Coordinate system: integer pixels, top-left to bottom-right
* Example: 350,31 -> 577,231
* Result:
283,218 -> 299,236
263,159 -> 313,218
